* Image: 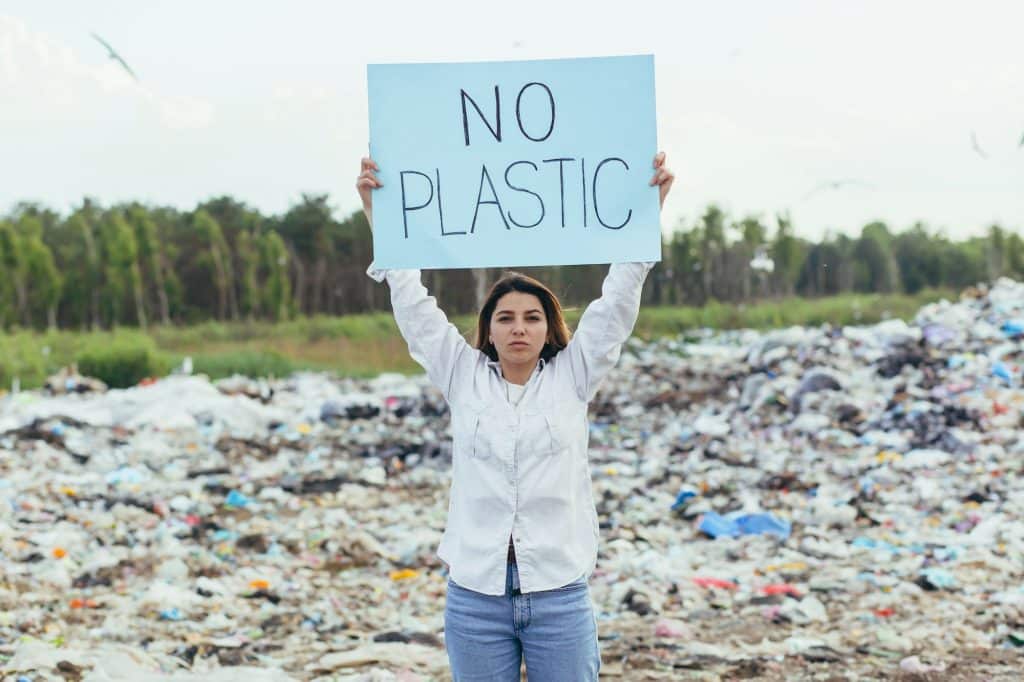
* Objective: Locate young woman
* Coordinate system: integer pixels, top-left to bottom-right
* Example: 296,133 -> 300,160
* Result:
356,153 -> 674,681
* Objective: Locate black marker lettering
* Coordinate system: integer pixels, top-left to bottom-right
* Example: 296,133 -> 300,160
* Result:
471,164 -> 511,233
592,157 -> 632,230
515,82 -> 555,142
541,157 -> 574,227
461,86 -> 501,146
437,168 -> 464,235
504,161 -> 545,228
399,170 -> 434,239
581,157 -> 587,227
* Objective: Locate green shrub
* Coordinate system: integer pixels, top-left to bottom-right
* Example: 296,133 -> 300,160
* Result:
76,334 -> 169,388
0,332 -> 51,390
190,350 -> 296,380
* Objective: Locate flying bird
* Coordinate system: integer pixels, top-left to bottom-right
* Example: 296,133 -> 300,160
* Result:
90,32 -> 138,81
970,130 -> 988,159
802,179 -> 875,200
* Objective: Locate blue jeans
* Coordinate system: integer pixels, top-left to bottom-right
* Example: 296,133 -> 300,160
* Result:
444,561 -> 599,681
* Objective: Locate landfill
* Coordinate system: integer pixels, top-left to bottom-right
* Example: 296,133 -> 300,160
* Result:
1,278 -> 1023,681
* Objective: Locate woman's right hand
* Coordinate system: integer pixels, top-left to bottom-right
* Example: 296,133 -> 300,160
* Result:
356,157 -> 382,224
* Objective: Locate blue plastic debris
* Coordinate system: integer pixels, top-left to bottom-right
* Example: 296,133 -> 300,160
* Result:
734,513 -> 791,539
225,490 -> 250,508
159,607 -> 183,621
851,536 -> 902,554
698,511 -> 792,540
670,487 -> 698,511
992,362 -> 1014,384
1002,319 -> 1024,337
919,568 -> 956,590
697,512 -> 737,538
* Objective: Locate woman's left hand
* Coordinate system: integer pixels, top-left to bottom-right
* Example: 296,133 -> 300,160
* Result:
650,151 -> 675,209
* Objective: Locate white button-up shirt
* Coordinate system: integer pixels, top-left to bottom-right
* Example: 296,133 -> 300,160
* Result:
368,262 -> 654,595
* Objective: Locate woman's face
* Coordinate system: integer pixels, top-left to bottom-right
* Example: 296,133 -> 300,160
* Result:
489,291 -> 548,365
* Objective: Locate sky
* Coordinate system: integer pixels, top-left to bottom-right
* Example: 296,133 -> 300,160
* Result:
2,0 -> 1022,241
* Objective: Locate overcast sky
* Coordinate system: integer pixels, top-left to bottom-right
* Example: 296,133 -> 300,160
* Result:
2,1 -> 1022,240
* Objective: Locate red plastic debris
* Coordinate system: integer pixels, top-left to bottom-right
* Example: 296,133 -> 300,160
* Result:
761,583 -> 802,597
692,576 -> 738,590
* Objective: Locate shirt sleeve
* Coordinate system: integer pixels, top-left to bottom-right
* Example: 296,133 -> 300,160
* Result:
562,262 -> 655,401
367,263 -> 476,402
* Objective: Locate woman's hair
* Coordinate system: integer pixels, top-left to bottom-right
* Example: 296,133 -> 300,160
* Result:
474,272 -> 571,362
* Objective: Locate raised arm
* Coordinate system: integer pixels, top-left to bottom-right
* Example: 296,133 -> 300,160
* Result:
560,152 -> 674,401
561,262 -> 654,401
357,158 -> 476,402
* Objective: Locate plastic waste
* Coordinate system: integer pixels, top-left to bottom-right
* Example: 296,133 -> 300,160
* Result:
697,511 -> 792,539
2,280 -> 1024,677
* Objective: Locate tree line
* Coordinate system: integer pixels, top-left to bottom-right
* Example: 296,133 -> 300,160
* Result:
1,195 -> 1021,330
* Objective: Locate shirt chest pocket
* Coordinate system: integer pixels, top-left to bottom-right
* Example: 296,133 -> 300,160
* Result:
472,409 -> 565,461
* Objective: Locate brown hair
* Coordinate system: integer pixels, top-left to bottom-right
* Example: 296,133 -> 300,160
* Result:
474,272 -> 571,362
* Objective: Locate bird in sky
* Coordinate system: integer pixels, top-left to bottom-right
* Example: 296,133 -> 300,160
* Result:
970,130 -> 988,159
90,32 -> 138,81
802,179 -> 875,200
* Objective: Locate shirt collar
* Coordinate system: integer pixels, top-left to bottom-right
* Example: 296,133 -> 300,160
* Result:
487,356 -> 547,379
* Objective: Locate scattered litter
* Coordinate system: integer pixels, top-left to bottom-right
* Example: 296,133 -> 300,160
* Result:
3,279 -> 1024,677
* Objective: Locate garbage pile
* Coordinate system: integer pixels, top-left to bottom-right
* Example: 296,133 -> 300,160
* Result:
1,278 -> 1023,680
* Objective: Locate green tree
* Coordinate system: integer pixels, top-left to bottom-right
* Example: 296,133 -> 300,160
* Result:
853,222 -> 899,293
98,210 -> 145,327
192,209 -> 232,320
736,215 -> 767,299
0,220 -> 31,325
987,224 -> 1007,280
196,197 -> 262,318
259,231 -> 291,321
769,212 -> 804,296
892,223 -> 946,294
0,220 -> 24,327
50,199 -> 107,329
696,205 -> 727,303
666,223 -> 701,305
276,193 -> 339,315
236,229 -> 261,319
16,215 -> 63,328
127,205 -> 172,325
1005,232 -> 1024,279
797,234 -> 854,296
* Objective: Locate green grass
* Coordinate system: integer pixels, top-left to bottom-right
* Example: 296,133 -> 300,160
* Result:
632,289 -> 947,338
0,288 -> 951,390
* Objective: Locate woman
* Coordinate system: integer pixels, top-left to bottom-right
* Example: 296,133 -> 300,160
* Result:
356,153 -> 674,681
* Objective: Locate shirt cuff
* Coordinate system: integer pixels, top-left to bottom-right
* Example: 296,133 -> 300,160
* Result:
366,262 -> 387,283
